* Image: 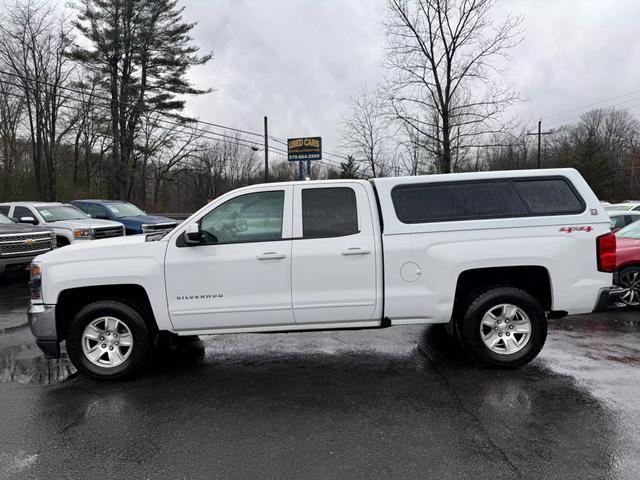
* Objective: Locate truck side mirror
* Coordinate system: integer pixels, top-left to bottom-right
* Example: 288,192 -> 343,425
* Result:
183,223 -> 202,245
19,216 -> 37,225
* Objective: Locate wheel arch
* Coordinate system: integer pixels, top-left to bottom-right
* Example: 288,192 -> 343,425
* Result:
56,284 -> 157,341
617,262 -> 640,272
452,265 -> 553,321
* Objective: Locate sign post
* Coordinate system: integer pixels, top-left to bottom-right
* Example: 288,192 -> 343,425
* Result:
288,137 -> 322,180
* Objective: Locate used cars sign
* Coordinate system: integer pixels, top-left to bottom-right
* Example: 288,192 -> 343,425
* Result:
288,137 -> 322,161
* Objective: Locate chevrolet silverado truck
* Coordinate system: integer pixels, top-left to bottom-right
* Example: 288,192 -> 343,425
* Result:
27,169 -> 619,379
70,199 -> 178,235
0,213 -> 56,275
0,202 -> 125,246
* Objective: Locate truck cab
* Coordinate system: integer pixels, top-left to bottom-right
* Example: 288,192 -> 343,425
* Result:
27,169 -> 617,379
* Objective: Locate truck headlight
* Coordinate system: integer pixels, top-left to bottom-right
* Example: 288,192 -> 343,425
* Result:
73,228 -> 93,239
30,263 -> 42,300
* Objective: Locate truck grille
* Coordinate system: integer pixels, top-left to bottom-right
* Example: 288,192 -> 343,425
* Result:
0,232 -> 54,257
142,222 -> 178,233
93,227 -> 124,240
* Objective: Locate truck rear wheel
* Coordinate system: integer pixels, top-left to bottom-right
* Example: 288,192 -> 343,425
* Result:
66,300 -> 153,380
458,287 -> 547,368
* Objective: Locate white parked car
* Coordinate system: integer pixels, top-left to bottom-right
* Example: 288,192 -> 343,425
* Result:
0,202 -> 125,246
607,210 -> 640,232
27,169 -> 618,379
604,202 -> 640,212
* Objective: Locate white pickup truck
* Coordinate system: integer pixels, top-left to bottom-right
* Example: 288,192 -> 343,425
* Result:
28,169 -> 618,379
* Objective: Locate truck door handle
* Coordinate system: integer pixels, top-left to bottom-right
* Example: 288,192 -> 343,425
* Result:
341,247 -> 371,256
257,252 -> 286,260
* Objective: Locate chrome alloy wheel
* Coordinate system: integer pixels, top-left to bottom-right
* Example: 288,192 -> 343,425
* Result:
81,316 -> 134,368
618,268 -> 640,307
479,304 -> 532,355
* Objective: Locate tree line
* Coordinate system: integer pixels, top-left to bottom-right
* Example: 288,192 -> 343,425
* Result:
0,0 -> 302,212
0,0 -> 638,215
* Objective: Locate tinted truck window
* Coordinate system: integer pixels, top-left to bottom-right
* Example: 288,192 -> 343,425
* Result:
392,177 -> 584,223
392,181 -> 527,223
302,187 -> 358,238
512,179 -> 584,215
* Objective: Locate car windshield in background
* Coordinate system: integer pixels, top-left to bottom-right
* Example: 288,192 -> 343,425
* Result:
617,222 -> 640,239
105,203 -> 145,218
37,206 -> 87,222
0,213 -> 13,224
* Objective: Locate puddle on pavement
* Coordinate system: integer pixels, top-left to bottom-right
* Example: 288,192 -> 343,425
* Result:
0,345 -> 75,385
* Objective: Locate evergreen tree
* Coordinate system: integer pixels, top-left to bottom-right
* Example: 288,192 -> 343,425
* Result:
339,155 -> 360,179
71,0 -> 212,199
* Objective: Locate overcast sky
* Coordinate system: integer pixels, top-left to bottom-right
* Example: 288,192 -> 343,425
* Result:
180,0 -> 640,161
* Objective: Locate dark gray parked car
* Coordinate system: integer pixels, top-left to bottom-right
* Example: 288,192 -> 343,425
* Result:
0,212 -> 56,274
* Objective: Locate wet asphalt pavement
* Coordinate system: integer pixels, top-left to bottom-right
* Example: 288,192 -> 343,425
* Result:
1,274 -> 639,480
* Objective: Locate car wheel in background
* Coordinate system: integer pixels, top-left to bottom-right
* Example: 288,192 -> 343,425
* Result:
56,236 -> 70,247
617,266 -> 640,307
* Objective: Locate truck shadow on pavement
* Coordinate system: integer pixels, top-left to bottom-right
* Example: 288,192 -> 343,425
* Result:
2,324 -> 636,479
26,325 -> 626,480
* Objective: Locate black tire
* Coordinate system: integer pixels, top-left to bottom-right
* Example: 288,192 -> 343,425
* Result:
617,266 -> 640,308
67,300 -> 153,380
458,287 -> 547,368
56,236 -> 70,247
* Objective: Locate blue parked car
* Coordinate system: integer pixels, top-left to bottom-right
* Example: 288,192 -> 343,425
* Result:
70,200 -> 178,235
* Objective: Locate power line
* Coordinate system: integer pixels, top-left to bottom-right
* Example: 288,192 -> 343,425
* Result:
1,69 -> 349,168
0,69 -> 269,140
545,94 -> 640,129
0,82 -> 292,156
544,88 -> 640,119
0,77 -> 290,156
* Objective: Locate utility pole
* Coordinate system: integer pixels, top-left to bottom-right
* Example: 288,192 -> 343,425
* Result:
527,119 -> 552,169
264,116 -> 269,183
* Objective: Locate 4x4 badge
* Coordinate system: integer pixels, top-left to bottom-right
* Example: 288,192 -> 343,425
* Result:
560,226 -> 593,233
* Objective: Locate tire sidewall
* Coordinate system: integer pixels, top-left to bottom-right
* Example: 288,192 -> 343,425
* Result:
618,266 -> 640,308
67,301 -> 151,380
460,289 -> 547,367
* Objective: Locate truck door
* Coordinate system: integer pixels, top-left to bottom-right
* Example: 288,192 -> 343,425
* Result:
165,186 -> 295,331
291,184 -> 378,324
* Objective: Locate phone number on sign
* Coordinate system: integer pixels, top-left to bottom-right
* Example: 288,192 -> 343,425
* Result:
288,154 -> 321,161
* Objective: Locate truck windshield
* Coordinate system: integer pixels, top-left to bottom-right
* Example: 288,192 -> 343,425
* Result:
105,203 -> 145,218
617,222 -> 640,239
0,213 -> 12,224
36,206 -> 88,222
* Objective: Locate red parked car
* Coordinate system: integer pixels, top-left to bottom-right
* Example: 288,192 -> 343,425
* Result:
615,221 -> 640,307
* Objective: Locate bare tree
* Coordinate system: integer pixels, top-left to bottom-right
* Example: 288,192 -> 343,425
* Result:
70,71 -> 111,194
340,87 -> 394,177
384,0 -> 521,173
0,74 -> 25,200
545,108 -> 640,200
0,0 -> 76,199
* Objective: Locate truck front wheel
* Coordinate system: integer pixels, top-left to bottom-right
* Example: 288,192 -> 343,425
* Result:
66,300 -> 153,380
459,287 -> 547,368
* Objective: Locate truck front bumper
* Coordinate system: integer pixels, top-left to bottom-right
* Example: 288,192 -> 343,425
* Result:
0,254 -> 38,274
28,304 -> 60,359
